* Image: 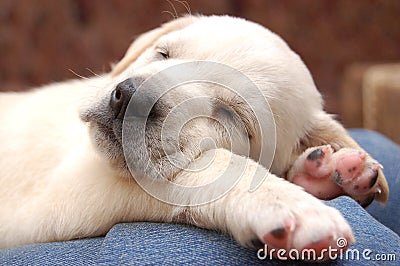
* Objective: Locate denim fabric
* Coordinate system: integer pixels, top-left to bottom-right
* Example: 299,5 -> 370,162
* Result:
349,129 -> 400,235
0,238 -> 103,265
95,203 -> 399,266
1,129 -> 399,265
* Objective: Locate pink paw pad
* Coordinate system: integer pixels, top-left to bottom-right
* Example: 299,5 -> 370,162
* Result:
263,220 -> 295,249
261,222 -> 353,261
289,146 -> 384,207
333,150 -> 381,196
303,145 -> 334,178
335,151 -> 365,182
301,234 -> 352,261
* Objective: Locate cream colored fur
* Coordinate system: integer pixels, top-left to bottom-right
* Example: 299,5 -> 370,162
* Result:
1,16 -> 386,254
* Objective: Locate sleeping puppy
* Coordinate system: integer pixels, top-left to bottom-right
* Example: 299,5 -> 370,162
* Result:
0,15 -> 389,259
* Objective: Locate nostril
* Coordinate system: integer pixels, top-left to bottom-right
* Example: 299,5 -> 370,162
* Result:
110,78 -> 137,119
110,88 -> 124,118
114,88 -> 122,101
111,88 -> 123,105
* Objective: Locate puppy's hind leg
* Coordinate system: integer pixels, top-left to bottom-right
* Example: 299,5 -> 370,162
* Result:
287,112 -> 389,207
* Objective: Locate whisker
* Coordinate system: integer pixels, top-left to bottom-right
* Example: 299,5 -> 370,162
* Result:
85,68 -> 101,78
166,0 -> 178,18
162,10 -> 176,19
174,0 -> 191,15
68,69 -> 89,80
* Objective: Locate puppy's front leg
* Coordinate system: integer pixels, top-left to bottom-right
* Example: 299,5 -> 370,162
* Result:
170,149 -> 353,260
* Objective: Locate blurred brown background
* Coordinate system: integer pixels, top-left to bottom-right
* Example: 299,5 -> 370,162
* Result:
1,0 -> 399,141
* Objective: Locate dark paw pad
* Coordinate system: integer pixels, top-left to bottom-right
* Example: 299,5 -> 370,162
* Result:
307,148 -> 324,161
263,225 -> 293,249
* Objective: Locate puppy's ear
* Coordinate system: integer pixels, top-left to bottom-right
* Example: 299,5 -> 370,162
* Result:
112,15 -> 198,76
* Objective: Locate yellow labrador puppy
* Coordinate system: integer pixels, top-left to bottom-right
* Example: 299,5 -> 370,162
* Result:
0,15 -> 388,259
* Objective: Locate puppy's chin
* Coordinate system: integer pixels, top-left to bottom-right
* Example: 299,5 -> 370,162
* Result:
88,122 -> 131,177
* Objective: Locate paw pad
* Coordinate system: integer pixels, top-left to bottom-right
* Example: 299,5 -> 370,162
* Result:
306,148 -> 324,161
289,146 -> 384,207
263,220 -> 295,249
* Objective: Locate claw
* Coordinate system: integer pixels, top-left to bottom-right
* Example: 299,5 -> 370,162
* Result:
361,194 -> 375,207
373,186 -> 382,194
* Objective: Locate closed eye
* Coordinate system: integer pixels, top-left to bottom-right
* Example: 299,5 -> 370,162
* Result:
157,49 -> 169,59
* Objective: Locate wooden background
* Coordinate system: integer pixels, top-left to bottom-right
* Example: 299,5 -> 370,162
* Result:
1,0 -> 400,121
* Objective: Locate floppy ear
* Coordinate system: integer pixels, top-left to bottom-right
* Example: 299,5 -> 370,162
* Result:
112,15 -> 198,77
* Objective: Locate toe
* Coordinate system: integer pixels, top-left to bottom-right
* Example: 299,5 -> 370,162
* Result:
303,145 -> 334,177
262,220 -> 295,249
301,234 -> 353,261
302,236 -> 334,260
306,148 -> 325,161
339,159 -> 381,196
335,151 -> 365,182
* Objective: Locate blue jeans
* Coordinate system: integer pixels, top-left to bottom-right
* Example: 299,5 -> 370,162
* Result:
1,130 -> 399,265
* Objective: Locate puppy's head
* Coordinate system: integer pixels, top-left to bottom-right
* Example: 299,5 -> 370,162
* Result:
80,15 -> 323,180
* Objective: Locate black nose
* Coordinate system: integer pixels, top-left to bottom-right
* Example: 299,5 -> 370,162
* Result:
110,79 -> 136,119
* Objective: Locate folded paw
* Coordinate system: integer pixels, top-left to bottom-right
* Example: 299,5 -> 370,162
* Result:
287,145 -> 383,207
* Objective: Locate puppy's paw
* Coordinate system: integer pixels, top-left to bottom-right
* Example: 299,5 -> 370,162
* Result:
288,145 -> 383,207
232,184 -> 354,261
332,148 -> 382,206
